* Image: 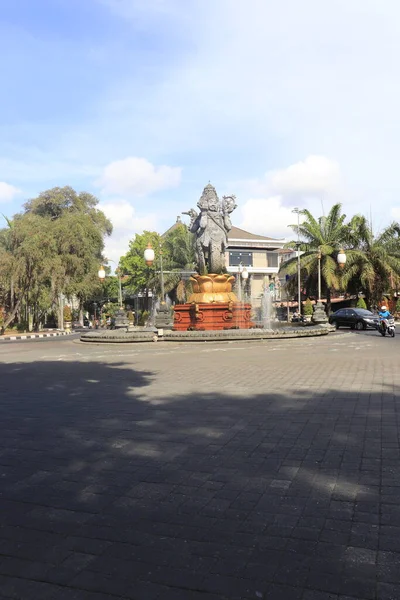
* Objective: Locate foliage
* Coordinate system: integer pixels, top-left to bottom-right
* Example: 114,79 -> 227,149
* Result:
281,204 -> 348,313
303,298 -> 313,316
396,299 -> 400,313
102,302 -> 120,317
120,231 -> 162,293
0,187 -> 112,332
127,310 -> 134,322
63,305 -> 72,321
356,297 -> 367,309
120,224 -> 195,302
138,310 -> 150,326
341,216 -> 400,308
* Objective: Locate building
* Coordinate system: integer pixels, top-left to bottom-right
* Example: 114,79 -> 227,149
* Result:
226,226 -> 286,303
164,218 -> 289,304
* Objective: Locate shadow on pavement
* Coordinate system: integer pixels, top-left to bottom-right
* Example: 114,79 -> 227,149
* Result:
0,359 -> 398,599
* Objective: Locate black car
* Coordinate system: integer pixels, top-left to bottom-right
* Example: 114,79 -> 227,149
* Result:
329,308 -> 379,330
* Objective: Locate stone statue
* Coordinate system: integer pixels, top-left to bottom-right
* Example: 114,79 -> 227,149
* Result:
183,183 -> 237,274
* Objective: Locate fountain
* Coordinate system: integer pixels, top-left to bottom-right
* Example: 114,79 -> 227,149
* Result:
80,183 -> 334,343
173,184 -> 254,331
260,286 -> 276,330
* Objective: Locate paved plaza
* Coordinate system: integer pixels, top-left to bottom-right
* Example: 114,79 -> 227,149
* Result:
0,331 -> 400,599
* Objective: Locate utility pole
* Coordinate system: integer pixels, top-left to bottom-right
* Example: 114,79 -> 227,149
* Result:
159,242 -> 165,304
292,208 -> 302,315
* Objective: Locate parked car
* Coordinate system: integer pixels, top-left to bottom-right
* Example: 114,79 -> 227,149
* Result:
329,308 -> 379,330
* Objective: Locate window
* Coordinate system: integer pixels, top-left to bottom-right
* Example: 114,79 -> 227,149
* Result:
229,251 -> 253,266
266,252 -> 279,268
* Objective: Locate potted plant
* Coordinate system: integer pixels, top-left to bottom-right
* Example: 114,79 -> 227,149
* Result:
127,310 -> 135,326
303,298 -> 313,322
63,305 -> 72,331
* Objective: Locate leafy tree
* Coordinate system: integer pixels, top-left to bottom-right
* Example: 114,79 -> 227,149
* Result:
120,231 -> 162,309
0,186 -> 112,332
281,204 -> 348,314
120,224 -> 195,306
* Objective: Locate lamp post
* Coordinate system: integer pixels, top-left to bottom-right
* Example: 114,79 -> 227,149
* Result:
144,241 -> 171,329
144,243 -> 155,311
115,267 -> 123,308
144,242 -> 165,303
99,262 -> 123,307
98,262 -> 128,329
292,208 -> 302,315
237,263 -> 249,302
317,246 -> 322,302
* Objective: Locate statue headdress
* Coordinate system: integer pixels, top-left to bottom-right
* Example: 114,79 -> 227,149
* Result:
197,183 -> 220,211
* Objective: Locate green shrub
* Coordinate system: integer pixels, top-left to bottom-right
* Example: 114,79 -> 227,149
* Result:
395,298 -> 400,313
356,297 -> 367,309
127,310 -> 134,322
138,310 -> 149,326
303,298 -> 313,316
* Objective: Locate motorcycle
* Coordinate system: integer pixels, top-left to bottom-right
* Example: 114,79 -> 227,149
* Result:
377,316 -> 396,337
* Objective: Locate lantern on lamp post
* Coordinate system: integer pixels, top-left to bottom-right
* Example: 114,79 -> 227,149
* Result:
98,266 -> 106,281
144,243 -> 155,266
337,249 -> 347,269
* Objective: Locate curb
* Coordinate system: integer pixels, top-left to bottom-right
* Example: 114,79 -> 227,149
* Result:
0,331 -> 72,342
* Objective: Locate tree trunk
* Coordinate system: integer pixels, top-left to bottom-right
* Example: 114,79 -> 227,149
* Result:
79,298 -> 84,326
10,276 -> 14,312
1,297 -> 22,334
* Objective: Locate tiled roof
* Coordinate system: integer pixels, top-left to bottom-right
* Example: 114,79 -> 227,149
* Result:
228,226 -> 283,241
162,216 -> 186,237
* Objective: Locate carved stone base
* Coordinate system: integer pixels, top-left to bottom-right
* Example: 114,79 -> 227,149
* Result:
312,301 -> 328,324
114,309 -> 130,329
155,302 -> 173,330
173,302 -> 254,331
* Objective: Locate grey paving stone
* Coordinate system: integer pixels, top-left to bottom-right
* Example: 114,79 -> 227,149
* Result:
1,333 -> 400,598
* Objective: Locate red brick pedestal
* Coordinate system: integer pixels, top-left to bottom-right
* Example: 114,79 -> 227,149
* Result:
173,302 -> 254,331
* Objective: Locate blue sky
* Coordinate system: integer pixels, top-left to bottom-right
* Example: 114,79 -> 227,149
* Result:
1,0 -> 400,261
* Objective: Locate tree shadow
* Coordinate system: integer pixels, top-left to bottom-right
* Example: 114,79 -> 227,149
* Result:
0,359 -> 397,599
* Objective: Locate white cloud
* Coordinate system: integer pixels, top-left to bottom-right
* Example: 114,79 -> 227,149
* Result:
0,182 -> 20,203
239,196 -> 294,239
270,156 -> 341,198
98,157 -> 182,197
100,199 -> 159,263
391,207 -> 400,222
237,154 -> 342,238
236,155 -> 342,203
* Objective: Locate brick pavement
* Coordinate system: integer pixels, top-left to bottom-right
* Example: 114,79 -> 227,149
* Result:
0,332 -> 400,599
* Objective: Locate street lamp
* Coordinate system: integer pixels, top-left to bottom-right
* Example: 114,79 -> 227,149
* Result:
98,266 -> 106,281
143,242 -> 165,303
337,249 -> 347,269
144,243 -> 155,266
317,246 -> 322,302
292,208 -> 302,315
237,263 -> 249,302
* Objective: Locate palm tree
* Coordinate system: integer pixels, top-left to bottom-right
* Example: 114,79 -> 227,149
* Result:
280,204 -> 348,314
341,215 -> 400,309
